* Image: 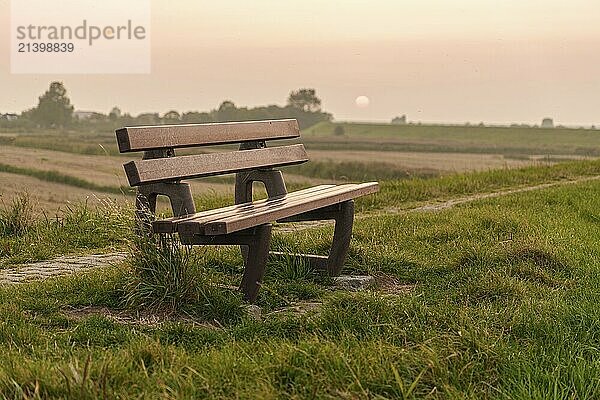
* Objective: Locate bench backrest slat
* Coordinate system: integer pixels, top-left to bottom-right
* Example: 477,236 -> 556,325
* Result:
116,119 -> 300,152
124,144 -> 308,186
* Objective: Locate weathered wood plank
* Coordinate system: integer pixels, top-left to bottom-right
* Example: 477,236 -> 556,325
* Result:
124,144 -> 308,186
153,185 -> 336,233
174,185 -> 346,236
116,119 -> 300,152
179,182 -> 379,235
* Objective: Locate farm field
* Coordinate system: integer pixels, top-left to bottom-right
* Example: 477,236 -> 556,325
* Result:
303,122 -> 600,156
1,123 -> 596,213
2,159 -> 600,397
0,145 -> 233,214
305,149 -> 565,172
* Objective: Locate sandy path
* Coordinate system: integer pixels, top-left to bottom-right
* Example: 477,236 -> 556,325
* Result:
0,253 -> 127,284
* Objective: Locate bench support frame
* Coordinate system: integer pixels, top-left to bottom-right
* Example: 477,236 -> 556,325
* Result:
234,141 -> 355,277
276,200 -> 354,275
136,149 -> 196,231
179,224 -> 272,302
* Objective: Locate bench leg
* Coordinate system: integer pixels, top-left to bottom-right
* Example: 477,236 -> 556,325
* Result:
239,224 -> 272,302
326,200 -> 354,275
181,224 -> 273,303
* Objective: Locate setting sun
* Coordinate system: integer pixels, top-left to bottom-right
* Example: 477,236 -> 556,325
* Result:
355,95 -> 370,108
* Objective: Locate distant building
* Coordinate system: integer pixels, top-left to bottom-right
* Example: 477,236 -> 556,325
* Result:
73,111 -> 96,120
1,113 -> 18,121
391,115 -> 407,125
541,118 -> 554,128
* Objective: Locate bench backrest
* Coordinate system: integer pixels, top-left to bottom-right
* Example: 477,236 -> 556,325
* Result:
117,119 -> 308,187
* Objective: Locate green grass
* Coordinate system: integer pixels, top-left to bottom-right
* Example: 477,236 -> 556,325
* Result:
358,158 -> 600,212
123,232 -> 245,320
0,199 -> 132,266
303,121 -> 600,156
2,161 -> 600,397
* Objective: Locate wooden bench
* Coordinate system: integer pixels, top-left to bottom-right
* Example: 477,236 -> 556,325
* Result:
116,119 -> 379,302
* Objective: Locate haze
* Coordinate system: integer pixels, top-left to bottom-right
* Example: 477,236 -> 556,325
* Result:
1,0 -> 599,125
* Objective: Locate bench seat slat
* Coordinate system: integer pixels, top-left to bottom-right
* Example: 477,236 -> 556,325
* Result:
124,144 -> 308,186
173,185 -> 351,235
116,119 -> 300,152
178,182 -> 379,236
153,184 -> 336,233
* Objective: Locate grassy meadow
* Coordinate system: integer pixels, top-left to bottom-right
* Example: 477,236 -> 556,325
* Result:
2,123 -> 600,397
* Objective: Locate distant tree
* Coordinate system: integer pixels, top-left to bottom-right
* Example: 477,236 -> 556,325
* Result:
391,115 -> 406,125
334,125 -> 345,136
216,101 -> 237,121
163,110 -> 181,121
119,112 -> 135,125
136,113 -> 160,125
541,118 -> 554,128
287,89 -> 322,112
181,111 -> 213,123
31,82 -> 74,128
108,107 -> 122,121
218,101 -> 236,111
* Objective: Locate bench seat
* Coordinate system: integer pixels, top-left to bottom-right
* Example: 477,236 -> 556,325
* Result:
153,182 -> 379,236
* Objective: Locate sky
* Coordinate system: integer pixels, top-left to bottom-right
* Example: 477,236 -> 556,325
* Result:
0,0 -> 599,125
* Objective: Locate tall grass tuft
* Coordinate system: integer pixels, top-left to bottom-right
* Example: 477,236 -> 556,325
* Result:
0,192 -> 33,236
124,231 -> 245,323
124,233 -> 199,312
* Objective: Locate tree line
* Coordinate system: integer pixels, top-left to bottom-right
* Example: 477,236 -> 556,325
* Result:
3,82 -> 332,131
